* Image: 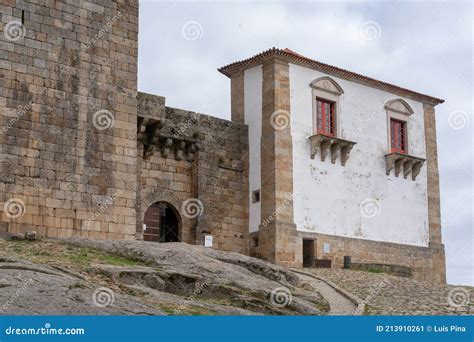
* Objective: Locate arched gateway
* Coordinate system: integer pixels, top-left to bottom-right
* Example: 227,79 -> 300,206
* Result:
143,202 -> 180,242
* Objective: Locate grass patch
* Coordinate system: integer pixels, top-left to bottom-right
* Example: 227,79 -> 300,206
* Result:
367,268 -> 384,274
351,267 -> 385,274
313,301 -> 331,313
0,239 -> 146,272
363,306 -> 372,315
68,248 -> 144,267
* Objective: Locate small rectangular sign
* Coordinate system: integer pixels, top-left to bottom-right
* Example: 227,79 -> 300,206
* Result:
204,235 -> 213,247
323,243 -> 330,254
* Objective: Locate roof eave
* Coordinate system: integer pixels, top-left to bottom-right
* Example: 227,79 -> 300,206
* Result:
218,48 -> 445,106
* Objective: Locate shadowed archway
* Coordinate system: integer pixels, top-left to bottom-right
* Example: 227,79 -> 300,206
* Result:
143,201 -> 181,242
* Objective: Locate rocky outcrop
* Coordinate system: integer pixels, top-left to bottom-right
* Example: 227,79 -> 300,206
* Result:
0,237 -> 329,315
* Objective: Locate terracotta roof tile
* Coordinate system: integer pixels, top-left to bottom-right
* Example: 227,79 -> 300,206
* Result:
218,47 -> 444,105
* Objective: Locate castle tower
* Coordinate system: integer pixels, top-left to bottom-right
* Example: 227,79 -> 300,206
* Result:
219,48 -> 446,282
1,0 -> 139,239
220,49 -> 302,267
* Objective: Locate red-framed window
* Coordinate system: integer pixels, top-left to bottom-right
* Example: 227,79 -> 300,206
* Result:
316,98 -> 336,136
390,118 -> 407,154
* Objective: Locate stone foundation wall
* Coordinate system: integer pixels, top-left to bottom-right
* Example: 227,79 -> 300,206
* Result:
348,263 -> 412,278
194,110 -> 249,253
136,93 -> 249,252
298,231 -> 446,282
1,0 -> 139,240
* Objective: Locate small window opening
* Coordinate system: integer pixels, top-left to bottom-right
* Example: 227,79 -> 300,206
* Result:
316,98 -> 336,136
390,118 -> 407,154
252,189 -> 260,203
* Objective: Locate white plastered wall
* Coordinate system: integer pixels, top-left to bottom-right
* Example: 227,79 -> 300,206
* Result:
244,66 -> 263,232
289,63 -> 429,247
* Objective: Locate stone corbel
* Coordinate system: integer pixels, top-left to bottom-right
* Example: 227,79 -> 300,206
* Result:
175,140 -> 186,161
340,144 -> 354,166
394,158 -> 403,177
140,127 -> 199,162
309,135 -> 323,159
385,153 -> 397,175
385,152 -> 425,181
411,161 -> 423,181
309,134 -> 356,166
320,139 -> 331,162
138,117 -> 162,159
137,117 -> 148,141
403,159 -> 415,179
143,145 -> 155,159
160,138 -> 173,158
187,143 -> 197,162
330,141 -> 341,164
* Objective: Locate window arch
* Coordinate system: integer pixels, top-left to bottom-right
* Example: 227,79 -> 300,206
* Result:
384,98 -> 414,116
310,76 -> 345,96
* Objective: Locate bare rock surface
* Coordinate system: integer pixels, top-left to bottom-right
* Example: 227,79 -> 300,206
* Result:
0,237 -> 329,315
0,257 -> 162,315
62,237 -> 328,315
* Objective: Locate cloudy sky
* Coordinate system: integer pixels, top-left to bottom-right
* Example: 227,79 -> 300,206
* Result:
137,0 -> 472,285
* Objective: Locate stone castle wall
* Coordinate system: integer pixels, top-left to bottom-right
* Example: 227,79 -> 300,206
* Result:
297,231 -> 446,282
1,0 -> 139,239
0,1 -> 248,253
136,93 -> 249,253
